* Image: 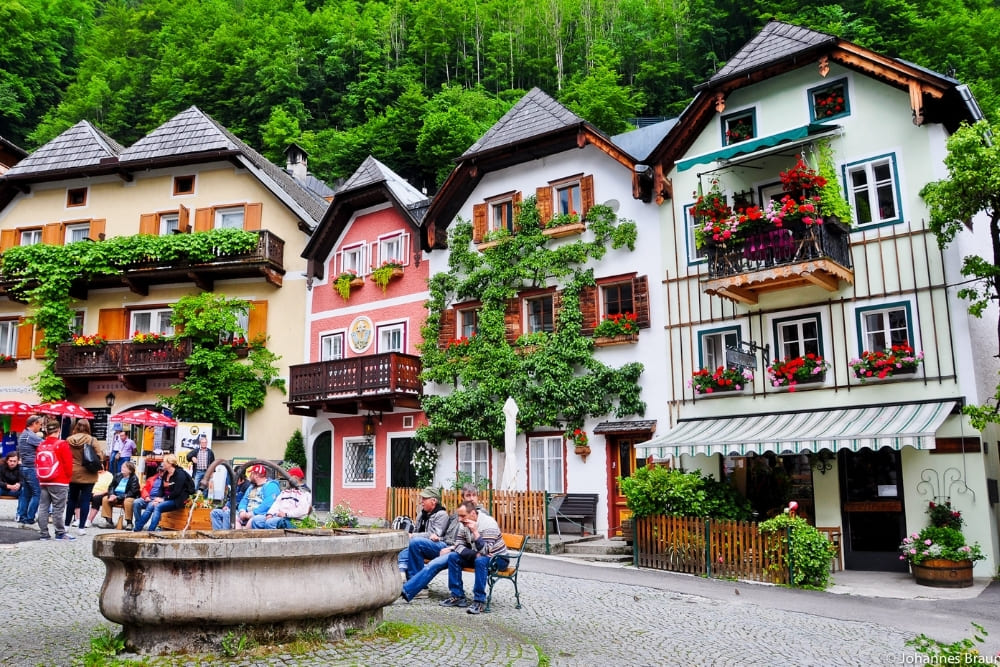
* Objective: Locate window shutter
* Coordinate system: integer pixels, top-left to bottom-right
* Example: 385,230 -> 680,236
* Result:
97,308 -> 127,340
194,207 -> 212,232
33,328 -> 45,358
552,290 -> 563,333
247,300 -> 268,344
0,230 -> 16,252
179,205 -> 191,233
15,318 -> 33,359
89,218 -> 106,240
41,222 -> 64,245
581,174 -> 595,219
536,186 -> 553,226
632,275 -> 650,329
244,202 -> 262,231
138,213 -> 158,235
512,191 -> 523,232
504,298 -> 521,344
401,232 -> 411,266
472,203 -> 487,243
579,286 -> 599,336
438,309 -> 457,349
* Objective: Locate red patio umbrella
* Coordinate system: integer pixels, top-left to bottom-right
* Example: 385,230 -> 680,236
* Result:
110,408 -> 177,428
0,401 -> 36,415
35,400 -> 94,419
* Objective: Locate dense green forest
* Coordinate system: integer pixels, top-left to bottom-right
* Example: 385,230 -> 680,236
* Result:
3,0 -> 999,192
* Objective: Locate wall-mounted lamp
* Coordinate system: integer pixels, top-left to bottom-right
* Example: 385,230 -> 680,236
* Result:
810,450 -> 835,475
363,413 -> 376,437
105,392 -> 116,408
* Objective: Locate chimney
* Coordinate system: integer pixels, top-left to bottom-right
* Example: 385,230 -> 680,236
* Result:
284,143 -> 308,181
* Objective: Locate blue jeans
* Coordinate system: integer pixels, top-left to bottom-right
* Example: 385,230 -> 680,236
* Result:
65,482 -> 93,529
108,452 -> 120,476
249,515 -> 292,529
210,507 -> 233,530
402,538 -> 451,600
193,470 -> 205,492
133,499 -> 180,532
17,466 -> 40,523
447,551 -> 508,603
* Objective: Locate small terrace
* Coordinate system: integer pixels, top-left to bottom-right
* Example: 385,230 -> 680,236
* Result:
287,353 -> 423,416
54,339 -> 193,393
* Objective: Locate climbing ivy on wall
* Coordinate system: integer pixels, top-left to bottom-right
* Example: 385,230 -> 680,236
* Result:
416,198 -> 645,448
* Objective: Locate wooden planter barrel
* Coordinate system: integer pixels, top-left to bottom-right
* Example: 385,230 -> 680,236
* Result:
911,558 -> 974,588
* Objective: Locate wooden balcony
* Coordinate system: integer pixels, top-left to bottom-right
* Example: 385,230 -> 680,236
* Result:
287,353 -> 423,417
703,219 -> 854,305
54,339 -> 192,393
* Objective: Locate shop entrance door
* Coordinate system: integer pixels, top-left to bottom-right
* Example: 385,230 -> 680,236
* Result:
609,436 -> 641,536
839,448 -> 907,571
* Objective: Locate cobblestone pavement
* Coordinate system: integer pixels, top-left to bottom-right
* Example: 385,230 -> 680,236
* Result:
2,505 -> 994,666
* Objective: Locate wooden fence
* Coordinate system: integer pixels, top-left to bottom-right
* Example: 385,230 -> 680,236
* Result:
385,487 -> 548,539
635,515 -> 790,584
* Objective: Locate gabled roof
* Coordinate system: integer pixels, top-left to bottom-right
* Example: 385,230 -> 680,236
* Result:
0,135 -> 28,161
302,156 -> 429,278
421,88 -> 639,250
612,119 -> 677,162
4,121 -> 124,179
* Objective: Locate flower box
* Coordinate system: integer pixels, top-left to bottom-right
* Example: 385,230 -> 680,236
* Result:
0,359 -> 16,369
348,277 -> 364,289
542,222 -> 586,239
593,334 -> 639,347
911,559 -> 974,588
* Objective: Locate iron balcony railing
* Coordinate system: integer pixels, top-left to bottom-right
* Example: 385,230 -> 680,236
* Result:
706,218 -> 852,279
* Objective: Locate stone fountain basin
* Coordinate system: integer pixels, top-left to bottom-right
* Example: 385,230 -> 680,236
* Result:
93,528 -> 408,654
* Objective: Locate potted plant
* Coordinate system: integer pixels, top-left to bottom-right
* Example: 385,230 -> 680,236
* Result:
899,501 -> 984,588
131,331 -> 166,344
767,353 -> 831,390
592,312 -> 639,345
689,366 -> 753,395
0,354 -> 15,368
71,333 -> 107,347
541,212 -> 586,239
369,260 -> 404,293
850,343 -> 924,381
333,270 -> 363,301
692,179 -> 735,248
568,428 -> 590,460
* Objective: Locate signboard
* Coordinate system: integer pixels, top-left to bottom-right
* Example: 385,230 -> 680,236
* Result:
175,422 -> 213,454
725,345 -> 757,370
90,407 -> 111,442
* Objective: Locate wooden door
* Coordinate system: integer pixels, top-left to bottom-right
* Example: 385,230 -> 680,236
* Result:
312,432 -> 332,511
609,436 -> 640,536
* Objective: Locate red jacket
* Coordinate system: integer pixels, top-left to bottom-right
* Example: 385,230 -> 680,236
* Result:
38,436 -> 73,486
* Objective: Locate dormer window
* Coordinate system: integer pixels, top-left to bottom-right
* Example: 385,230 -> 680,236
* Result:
722,110 -> 755,146
67,187 -> 87,208
809,79 -> 849,121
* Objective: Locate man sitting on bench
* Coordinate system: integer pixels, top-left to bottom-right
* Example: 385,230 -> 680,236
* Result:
440,501 -> 508,615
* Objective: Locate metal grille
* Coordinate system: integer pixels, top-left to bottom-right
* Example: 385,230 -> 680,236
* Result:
345,440 -> 374,484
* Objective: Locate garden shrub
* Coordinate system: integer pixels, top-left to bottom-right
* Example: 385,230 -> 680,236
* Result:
619,466 -> 752,520
759,513 -> 837,589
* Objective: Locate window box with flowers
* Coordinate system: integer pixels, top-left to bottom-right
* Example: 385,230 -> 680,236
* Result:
568,429 -> 590,460
541,213 -> 586,239
71,334 -> 107,348
850,343 -> 923,381
689,366 -> 753,396
722,112 -> 755,145
227,335 -> 249,358
767,353 -> 831,391
370,260 -> 404,293
810,80 -> 849,121
592,312 -> 639,347
0,354 -> 15,369
444,335 -> 475,363
333,270 -> 365,301
131,332 -> 167,345
899,501 -> 984,588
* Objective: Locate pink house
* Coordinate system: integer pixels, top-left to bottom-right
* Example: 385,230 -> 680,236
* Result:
290,157 -> 430,518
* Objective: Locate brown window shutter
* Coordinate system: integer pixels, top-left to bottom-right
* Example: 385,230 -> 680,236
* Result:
247,300 -> 268,344
89,218 -> 106,240
138,214 -> 158,235
579,285 -> 599,336
437,309 -> 457,349
472,204 -> 487,243
0,229 -> 16,252
244,203 -> 262,231
633,275 -> 650,328
194,207 -> 213,232
178,205 -> 191,233
504,298 -> 521,344
15,318 -> 33,359
536,186 -> 553,226
97,308 -> 127,340
512,191 -> 523,232
32,328 -> 45,358
41,222 -> 64,245
581,174 -> 595,219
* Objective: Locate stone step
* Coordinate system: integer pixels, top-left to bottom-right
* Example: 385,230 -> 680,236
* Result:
558,552 -> 634,564
563,540 -> 633,556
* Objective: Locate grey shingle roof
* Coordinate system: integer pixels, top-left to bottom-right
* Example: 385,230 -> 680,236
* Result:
462,87 -> 585,157
338,156 -> 427,207
612,119 -> 677,162
593,420 -> 658,434
4,121 -> 124,177
707,20 -> 836,87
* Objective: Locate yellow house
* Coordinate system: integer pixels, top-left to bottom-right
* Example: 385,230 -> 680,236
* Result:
0,107 -> 329,461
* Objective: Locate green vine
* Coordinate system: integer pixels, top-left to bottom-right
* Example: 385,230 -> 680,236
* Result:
416,197 -> 644,449
0,229 -> 262,402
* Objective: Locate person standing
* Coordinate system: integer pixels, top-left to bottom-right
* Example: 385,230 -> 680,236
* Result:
185,434 -> 214,491
37,420 -> 75,541
111,428 -> 136,475
15,415 -> 44,528
64,419 -> 104,534
107,424 -> 123,475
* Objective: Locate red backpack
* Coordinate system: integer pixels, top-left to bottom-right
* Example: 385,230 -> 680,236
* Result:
36,440 -> 61,482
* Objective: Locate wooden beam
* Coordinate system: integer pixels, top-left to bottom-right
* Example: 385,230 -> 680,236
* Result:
122,277 -> 148,296
717,285 -> 757,305
801,270 -> 841,291
118,374 -> 146,393
186,270 -> 212,292
909,81 -> 925,125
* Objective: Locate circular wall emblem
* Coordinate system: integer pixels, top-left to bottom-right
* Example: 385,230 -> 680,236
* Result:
348,316 -> 374,353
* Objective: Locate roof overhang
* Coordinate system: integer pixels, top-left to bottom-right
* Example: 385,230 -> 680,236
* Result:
635,400 -> 958,459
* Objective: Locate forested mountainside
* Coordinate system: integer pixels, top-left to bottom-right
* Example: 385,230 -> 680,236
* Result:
4,0 -> 999,192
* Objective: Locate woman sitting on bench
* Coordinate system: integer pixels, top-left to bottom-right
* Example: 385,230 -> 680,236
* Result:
97,461 -> 140,529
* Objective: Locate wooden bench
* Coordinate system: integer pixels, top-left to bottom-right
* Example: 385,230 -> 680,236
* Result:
426,532 -> 527,612
548,493 -> 598,535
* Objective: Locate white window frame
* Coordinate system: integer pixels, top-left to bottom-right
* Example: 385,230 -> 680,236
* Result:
0,320 -> 18,357
339,243 -> 368,277
458,440 -> 489,485
321,332 -> 345,361
858,303 -> 913,352
159,212 -> 180,235
846,155 -> 900,227
528,435 -> 564,493
344,437 -> 375,487
214,206 -> 245,229
130,308 -> 174,337
71,311 -> 85,337
376,232 -> 410,267
64,222 -> 90,243
19,229 -> 41,246
699,327 -> 741,370
524,294 -> 554,334
377,322 -> 405,353
218,310 -> 249,345
774,314 -> 822,360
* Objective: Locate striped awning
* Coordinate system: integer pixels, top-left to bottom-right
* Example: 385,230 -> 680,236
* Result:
635,401 -> 956,459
